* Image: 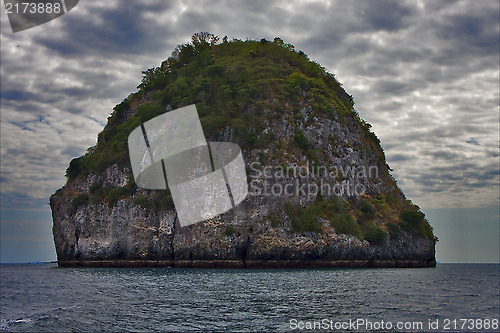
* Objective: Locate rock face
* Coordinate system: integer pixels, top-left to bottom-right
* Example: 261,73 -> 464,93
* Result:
51,35 -> 436,268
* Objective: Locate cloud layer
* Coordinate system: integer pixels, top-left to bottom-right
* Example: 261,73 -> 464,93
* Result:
1,0 -> 499,211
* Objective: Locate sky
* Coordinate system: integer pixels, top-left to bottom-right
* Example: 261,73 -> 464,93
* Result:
1,0 -> 498,263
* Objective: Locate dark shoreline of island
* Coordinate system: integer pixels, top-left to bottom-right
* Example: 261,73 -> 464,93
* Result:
57,259 -> 436,268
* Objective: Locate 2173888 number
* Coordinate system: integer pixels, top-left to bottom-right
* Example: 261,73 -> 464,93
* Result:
5,2 -> 62,14
443,318 -> 498,331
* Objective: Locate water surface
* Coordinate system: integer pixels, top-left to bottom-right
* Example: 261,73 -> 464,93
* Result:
1,263 -> 498,332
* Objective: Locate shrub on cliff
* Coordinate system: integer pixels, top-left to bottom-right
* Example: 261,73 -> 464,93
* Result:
71,193 -> 88,208
363,223 -> 387,245
400,210 -> 435,240
284,202 -> 323,234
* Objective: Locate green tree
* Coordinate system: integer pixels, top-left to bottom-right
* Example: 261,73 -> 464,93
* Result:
191,32 -> 219,47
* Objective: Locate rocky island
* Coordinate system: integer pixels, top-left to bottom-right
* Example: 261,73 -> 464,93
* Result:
51,33 -> 436,268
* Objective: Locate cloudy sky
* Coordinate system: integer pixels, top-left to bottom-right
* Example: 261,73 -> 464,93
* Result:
1,0 -> 498,263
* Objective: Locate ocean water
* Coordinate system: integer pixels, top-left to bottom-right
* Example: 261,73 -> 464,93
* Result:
1,264 -> 498,332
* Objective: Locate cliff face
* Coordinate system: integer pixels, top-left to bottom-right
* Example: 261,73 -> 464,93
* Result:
51,35 -> 436,268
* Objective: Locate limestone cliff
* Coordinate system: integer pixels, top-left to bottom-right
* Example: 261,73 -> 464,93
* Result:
51,34 -> 436,268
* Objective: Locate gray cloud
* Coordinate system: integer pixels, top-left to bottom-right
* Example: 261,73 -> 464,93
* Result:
466,138 -> 480,146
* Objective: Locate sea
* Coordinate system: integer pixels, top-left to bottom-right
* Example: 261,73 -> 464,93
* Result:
1,263 -> 498,332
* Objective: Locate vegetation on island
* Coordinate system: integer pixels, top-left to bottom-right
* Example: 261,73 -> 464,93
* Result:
65,32 -> 436,244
